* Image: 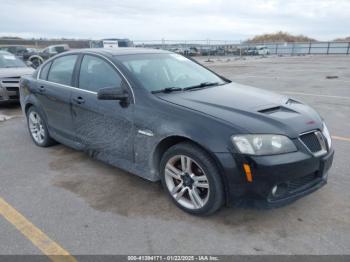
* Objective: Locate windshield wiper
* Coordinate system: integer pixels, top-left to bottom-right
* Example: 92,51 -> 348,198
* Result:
151,87 -> 183,94
183,82 -> 220,91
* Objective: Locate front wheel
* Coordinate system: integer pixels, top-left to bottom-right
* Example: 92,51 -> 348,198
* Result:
160,142 -> 224,216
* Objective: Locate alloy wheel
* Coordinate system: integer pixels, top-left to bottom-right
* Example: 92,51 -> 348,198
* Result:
28,111 -> 45,144
164,155 -> 210,210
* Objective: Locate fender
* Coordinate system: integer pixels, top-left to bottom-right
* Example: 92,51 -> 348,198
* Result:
22,94 -> 48,123
132,99 -> 238,181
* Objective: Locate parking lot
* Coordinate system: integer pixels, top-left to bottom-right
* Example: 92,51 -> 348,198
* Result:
0,55 -> 349,256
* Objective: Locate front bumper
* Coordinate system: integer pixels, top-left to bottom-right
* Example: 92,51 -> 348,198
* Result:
216,148 -> 334,208
0,78 -> 20,103
0,86 -> 20,103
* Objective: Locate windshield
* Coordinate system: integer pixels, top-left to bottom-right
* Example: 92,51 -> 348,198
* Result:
0,53 -> 27,68
117,53 -> 226,92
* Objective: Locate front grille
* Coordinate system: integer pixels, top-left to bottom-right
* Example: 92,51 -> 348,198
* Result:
2,79 -> 20,84
300,132 -> 322,152
1,76 -> 20,82
0,77 -> 20,89
287,173 -> 318,192
5,86 -> 18,91
0,77 -> 20,100
0,77 -> 20,99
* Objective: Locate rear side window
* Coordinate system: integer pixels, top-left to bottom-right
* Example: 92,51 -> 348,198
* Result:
47,55 -> 77,86
79,55 -> 122,92
39,62 -> 52,80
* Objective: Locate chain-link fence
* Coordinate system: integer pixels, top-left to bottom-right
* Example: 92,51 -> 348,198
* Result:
1,38 -> 350,56
133,40 -> 350,56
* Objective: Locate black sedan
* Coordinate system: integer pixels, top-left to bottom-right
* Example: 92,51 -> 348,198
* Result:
19,48 -> 334,215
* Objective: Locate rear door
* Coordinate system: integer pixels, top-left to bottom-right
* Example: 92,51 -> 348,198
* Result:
36,54 -> 78,140
71,54 -> 134,161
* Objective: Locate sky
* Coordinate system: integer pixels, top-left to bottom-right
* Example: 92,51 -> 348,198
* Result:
0,0 -> 349,41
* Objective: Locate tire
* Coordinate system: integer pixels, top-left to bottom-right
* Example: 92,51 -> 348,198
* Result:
30,58 -> 42,69
26,106 -> 55,147
160,142 -> 224,216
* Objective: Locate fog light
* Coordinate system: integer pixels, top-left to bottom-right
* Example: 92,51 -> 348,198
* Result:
271,185 -> 278,196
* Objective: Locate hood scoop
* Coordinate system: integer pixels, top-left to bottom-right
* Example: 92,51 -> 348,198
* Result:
259,106 -> 283,114
258,106 -> 298,119
286,98 -> 302,105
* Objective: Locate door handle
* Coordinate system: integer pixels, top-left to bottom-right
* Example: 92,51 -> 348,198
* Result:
73,96 -> 85,104
39,85 -> 46,93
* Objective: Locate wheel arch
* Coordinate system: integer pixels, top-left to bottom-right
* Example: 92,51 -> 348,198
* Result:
23,100 -> 49,126
24,102 -> 34,115
152,135 -> 229,204
28,55 -> 44,63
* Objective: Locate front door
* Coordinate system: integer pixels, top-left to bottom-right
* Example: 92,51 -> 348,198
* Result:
71,54 -> 134,162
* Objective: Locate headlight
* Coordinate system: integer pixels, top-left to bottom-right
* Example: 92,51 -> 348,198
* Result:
322,122 -> 332,149
232,134 -> 297,155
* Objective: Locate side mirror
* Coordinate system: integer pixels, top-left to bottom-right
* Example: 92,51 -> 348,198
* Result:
97,86 -> 129,106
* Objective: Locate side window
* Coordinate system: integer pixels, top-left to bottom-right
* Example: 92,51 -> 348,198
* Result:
39,62 -> 52,80
47,55 -> 77,86
79,55 -> 122,92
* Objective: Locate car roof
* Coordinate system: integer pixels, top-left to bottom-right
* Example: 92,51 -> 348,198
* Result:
67,48 -> 172,57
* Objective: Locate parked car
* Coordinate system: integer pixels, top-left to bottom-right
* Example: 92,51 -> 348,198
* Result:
243,46 -> 270,56
244,47 -> 258,56
28,44 -> 70,68
175,47 -> 200,57
169,47 -> 184,55
0,45 -> 37,62
256,45 -> 270,55
20,48 -> 334,215
216,47 -> 226,56
182,47 -> 200,56
22,47 -> 40,61
0,51 -> 34,103
0,45 -> 27,56
200,47 -> 217,56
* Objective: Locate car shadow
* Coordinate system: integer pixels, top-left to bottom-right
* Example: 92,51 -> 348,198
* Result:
0,103 -> 22,122
0,102 -> 21,110
51,145 -> 307,233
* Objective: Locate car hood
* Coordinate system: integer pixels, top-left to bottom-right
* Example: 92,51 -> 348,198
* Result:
0,67 -> 34,78
157,82 -> 323,138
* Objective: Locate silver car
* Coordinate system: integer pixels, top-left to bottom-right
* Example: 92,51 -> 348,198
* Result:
0,51 -> 34,103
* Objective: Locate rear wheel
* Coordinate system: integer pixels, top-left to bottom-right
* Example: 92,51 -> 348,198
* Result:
26,106 -> 55,147
30,57 -> 42,69
160,142 -> 224,215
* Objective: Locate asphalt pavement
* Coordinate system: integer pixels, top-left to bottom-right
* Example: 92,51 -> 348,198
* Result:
0,55 -> 349,256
